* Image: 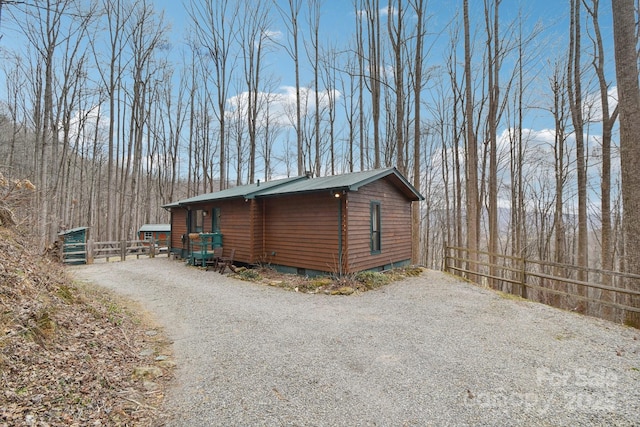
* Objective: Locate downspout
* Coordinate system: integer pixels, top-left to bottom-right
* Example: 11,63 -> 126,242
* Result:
338,195 -> 344,276
186,208 -> 192,259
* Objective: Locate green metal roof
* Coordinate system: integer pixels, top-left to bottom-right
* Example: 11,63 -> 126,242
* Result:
138,224 -> 171,232
164,167 -> 423,208
253,167 -> 423,200
162,176 -> 305,207
58,226 -> 89,236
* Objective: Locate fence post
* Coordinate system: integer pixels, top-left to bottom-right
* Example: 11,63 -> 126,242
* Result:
120,240 -> 126,261
150,238 -> 156,258
58,238 -> 64,263
520,257 -> 528,299
86,239 -> 94,264
443,243 -> 449,274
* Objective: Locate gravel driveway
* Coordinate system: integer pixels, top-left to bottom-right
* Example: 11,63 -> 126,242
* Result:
70,258 -> 640,426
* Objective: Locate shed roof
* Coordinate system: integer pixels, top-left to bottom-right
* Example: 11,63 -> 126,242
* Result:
164,167 -> 423,208
138,224 -> 171,232
58,226 -> 89,236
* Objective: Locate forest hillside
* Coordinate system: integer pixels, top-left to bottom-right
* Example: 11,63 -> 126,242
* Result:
0,224 -> 172,425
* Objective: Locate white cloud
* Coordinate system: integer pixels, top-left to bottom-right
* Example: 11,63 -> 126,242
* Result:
58,106 -> 108,156
263,29 -> 283,42
583,85 -> 618,122
225,86 -> 342,128
380,5 -> 398,17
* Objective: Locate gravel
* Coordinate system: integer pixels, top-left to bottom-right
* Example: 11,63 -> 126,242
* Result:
70,258 -> 640,426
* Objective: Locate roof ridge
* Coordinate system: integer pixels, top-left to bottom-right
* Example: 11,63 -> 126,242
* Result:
164,166 -> 422,207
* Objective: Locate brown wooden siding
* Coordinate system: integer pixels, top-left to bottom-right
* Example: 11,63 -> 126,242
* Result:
249,199 -> 263,264
346,178 -> 413,271
170,209 -> 188,250
263,193 -> 341,273
216,199 -> 254,264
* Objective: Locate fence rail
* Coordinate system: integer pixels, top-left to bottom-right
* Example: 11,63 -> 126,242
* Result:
60,238 -> 169,264
444,245 -> 640,326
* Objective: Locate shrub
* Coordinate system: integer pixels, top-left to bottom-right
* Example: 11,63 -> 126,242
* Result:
237,269 -> 260,281
354,271 -> 392,290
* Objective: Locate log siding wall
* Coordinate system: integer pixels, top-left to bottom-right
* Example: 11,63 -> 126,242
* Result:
346,178 -> 413,271
263,193 -> 341,273
249,199 -> 263,264
170,209 -> 187,252
217,199 -> 253,264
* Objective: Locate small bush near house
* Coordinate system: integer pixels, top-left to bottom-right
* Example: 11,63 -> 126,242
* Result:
233,265 -> 424,294
354,271 -> 392,290
237,268 -> 260,281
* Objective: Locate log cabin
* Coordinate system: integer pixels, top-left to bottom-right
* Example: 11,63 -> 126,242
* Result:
163,167 -> 423,275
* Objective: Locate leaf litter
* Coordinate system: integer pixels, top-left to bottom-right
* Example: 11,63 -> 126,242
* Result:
0,228 -> 173,426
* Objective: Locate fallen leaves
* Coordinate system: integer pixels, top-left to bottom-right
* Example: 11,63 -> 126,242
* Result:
0,228 -> 173,426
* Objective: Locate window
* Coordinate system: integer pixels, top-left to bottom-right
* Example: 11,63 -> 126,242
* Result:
144,231 -> 153,241
192,209 -> 204,233
211,207 -> 221,232
371,202 -> 381,253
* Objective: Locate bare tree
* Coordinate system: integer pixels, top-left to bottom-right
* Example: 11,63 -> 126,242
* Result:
612,0 -> 640,327
363,0 -> 382,169
463,0 -> 479,278
354,0 -> 367,171
305,0 -> 322,177
441,21 -> 466,269
258,78 -> 284,181
92,0 -> 132,241
583,0 -> 618,276
273,0 -> 305,176
187,0 -> 239,191
154,58 -> 187,205
484,0 -> 501,288
388,0 -> 405,174
319,44 -> 339,175
238,0 -> 274,184
508,19 -> 526,294
408,0 -> 427,265
1,54 -> 28,171
185,45 -> 196,196
13,0 -> 76,244
338,46 -> 359,173
567,0 -> 589,286
119,0 -> 167,239
550,60 -> 570,266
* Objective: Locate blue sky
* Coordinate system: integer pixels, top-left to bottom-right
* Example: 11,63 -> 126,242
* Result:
0,0 -> 618,191
0,0 -> 610,117
139,0 -> 606,146
149,0 -> 583,93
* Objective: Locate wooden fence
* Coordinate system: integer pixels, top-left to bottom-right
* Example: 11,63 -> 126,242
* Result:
444,245 -> 640,326
60,238 -> 169,264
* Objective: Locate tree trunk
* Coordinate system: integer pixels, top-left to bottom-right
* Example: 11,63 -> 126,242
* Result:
365,0 -> 381,169
612,0 -> 640,327
463,0 -> 479,280
389,0 -> 405,175
568,0 -> 589,291
410,0 -> 425,265
486,0 -> 500,289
